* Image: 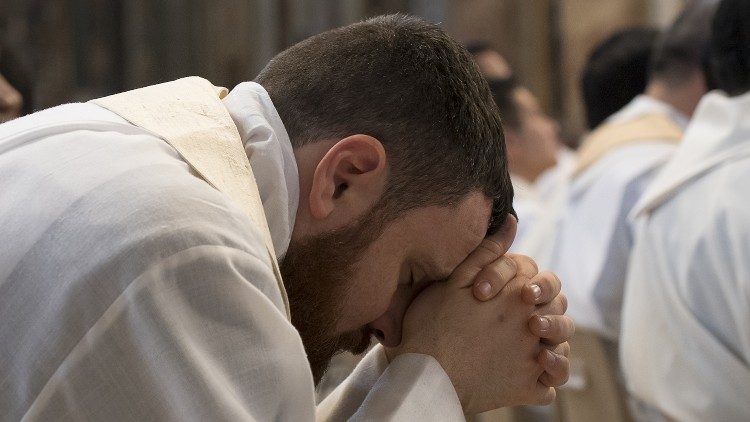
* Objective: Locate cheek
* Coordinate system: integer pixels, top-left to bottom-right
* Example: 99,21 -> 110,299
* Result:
331,215 -> 417,334
530,126 -> 557,155
334,262 -> 400,333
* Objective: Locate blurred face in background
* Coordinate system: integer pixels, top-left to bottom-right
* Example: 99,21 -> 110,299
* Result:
505,87 -> 560,182
0,74 -> 23,123
473,50 -> 513,79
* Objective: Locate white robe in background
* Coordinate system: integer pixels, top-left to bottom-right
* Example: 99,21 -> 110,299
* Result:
620,90 -> 750,421
520,95 -> 687,340
520,95 -> 688,340
509,148 -> 574,253
535,147 -> 575,205
509,175 -> 544,252
0,82 -> 463,421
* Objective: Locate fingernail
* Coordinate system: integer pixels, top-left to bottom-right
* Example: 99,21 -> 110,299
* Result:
477,281 -> 492,298
539,316 -> 551,331
531,284 -> 542,301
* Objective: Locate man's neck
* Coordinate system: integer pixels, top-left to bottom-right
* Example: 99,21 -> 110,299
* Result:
509,164 -> 542,185
645,74 -> 706,119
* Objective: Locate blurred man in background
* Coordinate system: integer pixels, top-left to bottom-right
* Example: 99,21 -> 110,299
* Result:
487,77 -> 561,249
621,0 -> 750,419
525,0 -> 717,346
581,27 -> 659,130
468,45 -> 570,251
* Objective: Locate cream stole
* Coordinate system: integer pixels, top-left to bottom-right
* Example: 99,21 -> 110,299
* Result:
573,113 -> 684,177
91,77 -> 290,318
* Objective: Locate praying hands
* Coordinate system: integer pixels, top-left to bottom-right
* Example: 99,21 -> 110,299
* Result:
386,228 -> 573,415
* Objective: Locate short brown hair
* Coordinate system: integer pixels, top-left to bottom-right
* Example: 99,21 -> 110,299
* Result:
709,0 -> 750,96
650,1 -> 716,88
256,14 -> 514,234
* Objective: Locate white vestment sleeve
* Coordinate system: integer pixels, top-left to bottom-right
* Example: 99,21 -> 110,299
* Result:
316,345 -> 464,421
22,245 -> 315,422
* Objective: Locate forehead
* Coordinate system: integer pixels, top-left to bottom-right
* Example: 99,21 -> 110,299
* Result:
399,192 -> 492,280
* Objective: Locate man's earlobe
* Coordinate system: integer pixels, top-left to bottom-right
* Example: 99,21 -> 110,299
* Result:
308,134 -> 387,221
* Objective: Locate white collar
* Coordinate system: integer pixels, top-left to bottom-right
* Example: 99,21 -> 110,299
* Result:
607,94 -> 690,130
633,90 -> 750,218
511,173 -> 541,202
222,82 -> 299,259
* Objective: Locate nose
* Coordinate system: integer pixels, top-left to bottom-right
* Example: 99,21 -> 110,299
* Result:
367,282 -> 423,347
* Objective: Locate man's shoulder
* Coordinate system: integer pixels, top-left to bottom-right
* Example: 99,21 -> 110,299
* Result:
571,142 -> 675,207
644,159 -> 750,288
595,142 -> 676,178
2,110 -> 272,270
95,162 -> 268,260
1,103 -> 279,298
0,103 -> 131,139
652,157 -> 750,238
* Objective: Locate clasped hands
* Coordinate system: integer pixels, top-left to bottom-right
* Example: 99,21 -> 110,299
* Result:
385,226 -> 573,415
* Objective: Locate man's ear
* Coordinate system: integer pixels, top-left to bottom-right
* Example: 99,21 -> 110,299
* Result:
308,134 -> 387,220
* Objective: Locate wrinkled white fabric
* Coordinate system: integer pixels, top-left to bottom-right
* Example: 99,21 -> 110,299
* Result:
223,82 -> 299,259
0,82 -> 463,421
509,175 -> 544,252
620,90 -> 750,422
535,147 -> 575,204
521,95 -> 688,339
510,148 -> 574,253
319,345 -> 465,421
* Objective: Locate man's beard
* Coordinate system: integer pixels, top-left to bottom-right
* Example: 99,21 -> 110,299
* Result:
280,208 -> 387,385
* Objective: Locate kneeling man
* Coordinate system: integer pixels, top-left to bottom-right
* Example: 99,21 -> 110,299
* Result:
0,15 -> 572,421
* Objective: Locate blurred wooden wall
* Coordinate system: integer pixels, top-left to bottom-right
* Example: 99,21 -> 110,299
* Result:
0,0 -> 288,110
1,0 -> 682,139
